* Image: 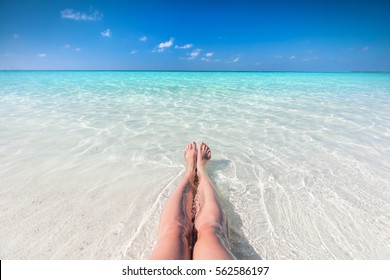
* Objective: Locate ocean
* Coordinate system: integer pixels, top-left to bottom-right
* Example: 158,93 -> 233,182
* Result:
0,71 -> 389,259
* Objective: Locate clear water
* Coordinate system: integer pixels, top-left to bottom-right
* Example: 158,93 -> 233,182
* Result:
0,71 -> 389,259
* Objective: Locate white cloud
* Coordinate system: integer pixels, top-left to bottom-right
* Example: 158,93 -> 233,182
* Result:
232,56 -> 240,63
158,38 -> 174,49
130,50 -> 137,54
289,55 -> 296,60
101,29 -> 111,38
362,46 -> 370,51
37,53 -> 47,58
188,49 -> 201,60
139,36 -> 147,42
64,45 -> 81,51
13,33 -> 20,39
175,44 -> 193,49
201,57 -> 220,62
201,52 -> 215,61
275,55 -> 283,59
153,38 -> 174,52
61,8 -> 102,21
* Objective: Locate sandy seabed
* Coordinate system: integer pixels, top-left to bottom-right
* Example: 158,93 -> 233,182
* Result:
1,71 -> 389,259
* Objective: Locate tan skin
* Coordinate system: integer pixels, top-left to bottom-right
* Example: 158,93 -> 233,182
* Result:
149,142 -> 235,260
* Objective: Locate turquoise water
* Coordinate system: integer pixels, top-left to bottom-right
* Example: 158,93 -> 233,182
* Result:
0,71 -> 389,259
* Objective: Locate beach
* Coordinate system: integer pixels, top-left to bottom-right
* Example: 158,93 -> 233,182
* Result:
0,71 -> 389,259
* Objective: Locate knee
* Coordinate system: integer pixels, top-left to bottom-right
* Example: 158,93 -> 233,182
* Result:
160,220 -> 191,239
196,222 -> 225,239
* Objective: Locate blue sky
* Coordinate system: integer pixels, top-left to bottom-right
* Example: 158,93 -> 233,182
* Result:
1,0 -> 389,71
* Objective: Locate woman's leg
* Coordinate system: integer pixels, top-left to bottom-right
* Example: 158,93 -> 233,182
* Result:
192,142 -> 235,260
148,142 -> 197,260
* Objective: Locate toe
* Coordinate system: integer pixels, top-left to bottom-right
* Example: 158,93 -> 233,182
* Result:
184,143 -> 191,154
192,141 -> 197,151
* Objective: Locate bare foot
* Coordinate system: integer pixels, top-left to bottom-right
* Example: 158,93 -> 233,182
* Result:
184,141 -> 197,174
196,142 -> 211,179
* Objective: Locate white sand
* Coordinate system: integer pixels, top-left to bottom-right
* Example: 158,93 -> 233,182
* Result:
1,71 -> 389,259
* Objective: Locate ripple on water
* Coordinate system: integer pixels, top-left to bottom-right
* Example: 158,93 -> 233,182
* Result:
0,71 -> 389,259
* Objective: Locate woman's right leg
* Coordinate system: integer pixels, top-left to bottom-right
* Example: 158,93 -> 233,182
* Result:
148,142 -> 197,260
192,142 -> 235,260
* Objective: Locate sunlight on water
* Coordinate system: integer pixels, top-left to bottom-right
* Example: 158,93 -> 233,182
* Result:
0,71 -> 389,259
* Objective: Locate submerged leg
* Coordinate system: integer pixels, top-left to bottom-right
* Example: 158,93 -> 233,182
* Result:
192,142 -> 235,260
148,142 -> 197,260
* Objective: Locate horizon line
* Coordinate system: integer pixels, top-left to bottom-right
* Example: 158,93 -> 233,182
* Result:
1,69 -> 389,73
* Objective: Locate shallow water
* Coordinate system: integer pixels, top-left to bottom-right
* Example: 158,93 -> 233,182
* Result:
0,71 -> 389,259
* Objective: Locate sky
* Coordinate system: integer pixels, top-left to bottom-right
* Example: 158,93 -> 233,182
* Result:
1,0 -> 389,71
